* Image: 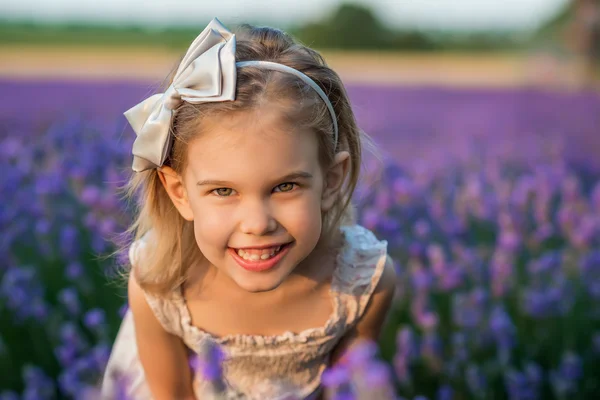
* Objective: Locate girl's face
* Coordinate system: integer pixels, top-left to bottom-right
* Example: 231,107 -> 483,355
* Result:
161,106 -> 348,293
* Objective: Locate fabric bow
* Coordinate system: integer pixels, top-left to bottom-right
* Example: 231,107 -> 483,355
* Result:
125,17 -> 236,172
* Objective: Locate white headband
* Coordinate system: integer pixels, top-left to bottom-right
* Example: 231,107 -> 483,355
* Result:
124,17 -> 339,172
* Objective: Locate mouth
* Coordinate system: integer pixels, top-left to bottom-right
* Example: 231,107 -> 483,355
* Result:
228,242 -> 293,272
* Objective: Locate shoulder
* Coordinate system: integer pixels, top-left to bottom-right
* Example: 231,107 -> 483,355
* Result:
336,224 -> 389,286
329,251 -> 396,364
127,263 -> 163,332
127,235 -> 159,327
340,224 -> 387,252
368,254 -> 397,316
342,223 -> 396,319
335,224 -> 395,319
126,231 -> 184,337
126,232 -> 153,307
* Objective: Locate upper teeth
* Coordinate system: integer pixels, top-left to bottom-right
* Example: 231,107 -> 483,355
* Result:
237,246 -> 281,261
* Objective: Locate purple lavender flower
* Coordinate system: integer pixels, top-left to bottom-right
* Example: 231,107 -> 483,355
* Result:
343,340 -> 379,369
522,273 -> 573,318
410,263 -> 434,294
34,218 -> 51,236
527,252 -> 561,276
0,391 -> 19,400
364,361 -> 392,387
524,362 -> 543,387
118,303 -> 129,318
322,365 -> 351,388
0,266 -> 48,322
21,365 -> 55,400
361,207 -> 380,230
91,233 -> 108,253
83,212 -> 98,230
65,262 -> 84,280
421,331 -> 443,372
98,216 -> 117,237
58,367 -> 81,397
436,385 -> 453,400
393,177 -> 415,203
90,342 -> 111,371
505,369 -> 539,400
83,309 -> 106,330
592,332 -> 600,354
451,331 -> 469,364
190,340 -> 226,395
30,297 -> 49,320
6,76 -> 600,400
394,327 -> 419,384
322,365 -> 354,400
79,385 -> 103,400
452,288 -> 488,329
59,224 -> 79,258
54,344 -> 77,367
59,322 -> 88,352
411,294 -> 439,331
80,185 -> 101,206
466,364 -> 487,398
346,346 -> 397,400
488,305 -> 516,365
549,352 -> 583,397
374,189 -> 392,211
497,230 -> 521,252
579,251 -> 600,300
434,263 -> 464,292
57,287 -> 81,316
413,219 -> 431,239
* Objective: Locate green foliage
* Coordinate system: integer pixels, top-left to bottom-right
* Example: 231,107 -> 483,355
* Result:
0,2 -> 530,52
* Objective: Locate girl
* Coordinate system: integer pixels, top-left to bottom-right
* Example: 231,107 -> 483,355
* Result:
101,17 -> 396,400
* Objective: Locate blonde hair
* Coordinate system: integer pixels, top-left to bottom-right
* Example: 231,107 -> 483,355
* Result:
113,22 -> 377,297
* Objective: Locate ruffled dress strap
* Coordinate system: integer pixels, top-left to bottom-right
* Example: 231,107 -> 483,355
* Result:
332,224 -> 389,329
128,233 -> 185,338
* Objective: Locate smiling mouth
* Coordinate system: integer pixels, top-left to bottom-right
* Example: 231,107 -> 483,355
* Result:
228,242 -> 293,272
233,243 -> 291,262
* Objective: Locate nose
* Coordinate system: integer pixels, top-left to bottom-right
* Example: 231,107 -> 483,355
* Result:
238,198 -> 277,236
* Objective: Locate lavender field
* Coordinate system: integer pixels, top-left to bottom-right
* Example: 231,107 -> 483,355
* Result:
1,78 -> 600,399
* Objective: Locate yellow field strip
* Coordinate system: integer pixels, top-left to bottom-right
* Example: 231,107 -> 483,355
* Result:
0,45 -> 589,89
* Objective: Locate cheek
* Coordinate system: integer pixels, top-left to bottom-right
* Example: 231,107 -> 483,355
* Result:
189,200 -> 232,249
278,195 -> 323,237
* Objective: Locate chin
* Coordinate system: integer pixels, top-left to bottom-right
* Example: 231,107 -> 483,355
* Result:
233,273 -> 285,293
233,276 -> 285,293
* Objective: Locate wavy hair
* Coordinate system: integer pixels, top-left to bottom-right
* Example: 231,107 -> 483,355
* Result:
112,22 -> 377,296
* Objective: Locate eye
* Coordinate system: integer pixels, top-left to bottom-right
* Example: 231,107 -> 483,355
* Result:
274,182 -> 297,193
212,188 -> 235,197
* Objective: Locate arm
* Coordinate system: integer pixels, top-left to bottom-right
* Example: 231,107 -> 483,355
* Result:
329,255 -> 397,366
128,271 -> 196,400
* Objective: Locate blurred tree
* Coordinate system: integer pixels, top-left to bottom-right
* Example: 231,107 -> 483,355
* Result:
0,3 -> 523,52
291,3 -> 436,51
566,0 -> 600,85
537,0 -> 600,87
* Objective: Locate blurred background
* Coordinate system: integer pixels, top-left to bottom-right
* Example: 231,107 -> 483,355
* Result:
1,0 -> 600,399
1,0 -> 599,88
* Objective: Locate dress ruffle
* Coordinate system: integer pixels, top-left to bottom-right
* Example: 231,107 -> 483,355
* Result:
103,224 -> 389,400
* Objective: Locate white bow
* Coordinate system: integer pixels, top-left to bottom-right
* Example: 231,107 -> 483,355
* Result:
125,17 -> 236,172
124,17 -> 339,173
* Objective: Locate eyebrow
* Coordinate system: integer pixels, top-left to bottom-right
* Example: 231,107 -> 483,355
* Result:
196,171 -> 314,187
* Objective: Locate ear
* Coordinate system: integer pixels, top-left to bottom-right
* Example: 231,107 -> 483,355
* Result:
321,151 -> 351,212
157,166 -> 195,221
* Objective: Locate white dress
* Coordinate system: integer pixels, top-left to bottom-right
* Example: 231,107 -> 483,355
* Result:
101,224 -> 388,400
